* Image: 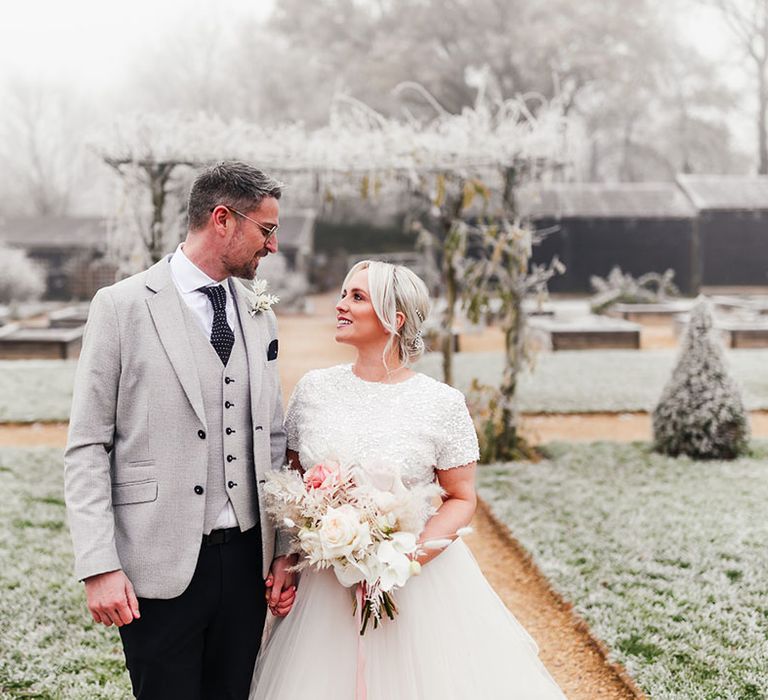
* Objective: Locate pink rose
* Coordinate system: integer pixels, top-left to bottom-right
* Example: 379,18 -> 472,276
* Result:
303,462 -> 339,490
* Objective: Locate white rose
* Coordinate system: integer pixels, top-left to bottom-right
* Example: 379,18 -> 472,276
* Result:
297,528 -> 323,565
318,505 -> 371,560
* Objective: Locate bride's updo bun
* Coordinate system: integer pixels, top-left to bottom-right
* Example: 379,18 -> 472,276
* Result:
343,260 -> 430,367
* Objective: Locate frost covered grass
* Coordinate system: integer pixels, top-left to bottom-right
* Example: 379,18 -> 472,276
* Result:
478,441 -> 768,699
418,349 -> 768,413
0,448 -> 131,698
4,445 -> 768,698
0,361 -> 76,422
5,349 -> 768,422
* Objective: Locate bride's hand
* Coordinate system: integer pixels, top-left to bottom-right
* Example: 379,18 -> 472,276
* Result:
265,554 -> 298,617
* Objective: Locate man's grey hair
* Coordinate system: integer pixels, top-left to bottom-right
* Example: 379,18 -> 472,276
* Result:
187,161 -> 282,231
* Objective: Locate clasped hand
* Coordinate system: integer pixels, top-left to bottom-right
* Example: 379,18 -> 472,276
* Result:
86,556 -> 298,627
265,554 -> 298,617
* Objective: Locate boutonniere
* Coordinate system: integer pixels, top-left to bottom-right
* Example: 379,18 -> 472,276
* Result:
244,279 -> 279,316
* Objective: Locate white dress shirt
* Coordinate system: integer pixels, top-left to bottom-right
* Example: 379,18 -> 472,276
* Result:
169,244 -> 239,530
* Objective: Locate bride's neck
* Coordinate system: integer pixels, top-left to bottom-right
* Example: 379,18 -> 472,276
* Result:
352,345 -> 408,383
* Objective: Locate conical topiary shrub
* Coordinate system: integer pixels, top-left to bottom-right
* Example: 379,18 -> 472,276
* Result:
653,297 -> 749,460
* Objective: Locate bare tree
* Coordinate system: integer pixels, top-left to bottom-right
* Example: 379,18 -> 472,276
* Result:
0,80 -> 87,215
268,0 -> 735,180
709,0 -> 768,173
103,158 -> 194,270
462,218 -> 564,461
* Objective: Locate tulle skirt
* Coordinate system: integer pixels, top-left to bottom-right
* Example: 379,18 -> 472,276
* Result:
250,539 -> 566,699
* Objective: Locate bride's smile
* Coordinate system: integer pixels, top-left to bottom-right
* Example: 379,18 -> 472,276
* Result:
334,271 -> 386,346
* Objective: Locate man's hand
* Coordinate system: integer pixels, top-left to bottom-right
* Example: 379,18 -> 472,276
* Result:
84,570 -> 140,627
265,555 -> 298,617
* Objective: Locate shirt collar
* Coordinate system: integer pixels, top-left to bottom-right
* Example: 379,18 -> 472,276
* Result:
170,243 -> 229,294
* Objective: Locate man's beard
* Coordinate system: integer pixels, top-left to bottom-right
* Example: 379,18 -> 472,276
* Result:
222,226 -> 263,279
223,254 -> 261,280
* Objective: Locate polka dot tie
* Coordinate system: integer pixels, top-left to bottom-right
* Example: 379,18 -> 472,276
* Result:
200,285 -> 234,366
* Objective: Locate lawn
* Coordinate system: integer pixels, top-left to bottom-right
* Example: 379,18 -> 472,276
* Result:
419,349 -> 768,413
0,362 -> 76,422
5,349 -> 768,422
478,441 -> 768,700
5,444 -> 768,698
0,448 -> 131,699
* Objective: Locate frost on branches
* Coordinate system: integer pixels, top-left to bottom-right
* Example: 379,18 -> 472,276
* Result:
461,220 -> 564,461
95,82 -> 583,275
590,266 -> 679,315
653,298 -> 749,460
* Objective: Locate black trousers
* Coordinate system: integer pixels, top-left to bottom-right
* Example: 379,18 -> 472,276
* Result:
119,528 -> 266,700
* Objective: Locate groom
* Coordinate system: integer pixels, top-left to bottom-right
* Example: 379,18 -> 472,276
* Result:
64,161 -> 296,699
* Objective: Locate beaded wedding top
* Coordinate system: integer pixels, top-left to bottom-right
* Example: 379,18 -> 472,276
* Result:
285,364 -> 480,487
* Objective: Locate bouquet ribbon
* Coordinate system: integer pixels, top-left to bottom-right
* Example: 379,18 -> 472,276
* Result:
355,584 -> 368,700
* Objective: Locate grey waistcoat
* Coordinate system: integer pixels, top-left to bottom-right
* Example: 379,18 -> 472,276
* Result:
182,297 -> 259,535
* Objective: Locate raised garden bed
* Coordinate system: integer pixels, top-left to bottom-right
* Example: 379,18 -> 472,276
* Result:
0,326 -> 84,360
529,316 -> 642,351
716,319 -> 768,349
605,300 -> 694,324
711,295 -> 768,315
673,313 -> 768,349
47,305 -> 90,329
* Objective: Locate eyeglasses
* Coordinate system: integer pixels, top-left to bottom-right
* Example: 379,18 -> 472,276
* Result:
213,205 -> 279,241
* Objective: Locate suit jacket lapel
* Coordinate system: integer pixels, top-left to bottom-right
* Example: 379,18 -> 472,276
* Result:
230,279 -> 265,419
145,258 -> 207,426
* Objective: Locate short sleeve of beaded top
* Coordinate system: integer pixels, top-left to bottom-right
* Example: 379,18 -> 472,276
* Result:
283,364 -> 479,487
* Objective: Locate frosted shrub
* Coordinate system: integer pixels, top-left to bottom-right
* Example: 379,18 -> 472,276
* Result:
0,245 -> 45,304
653,298 -> 749,459
590,266 -> 679,314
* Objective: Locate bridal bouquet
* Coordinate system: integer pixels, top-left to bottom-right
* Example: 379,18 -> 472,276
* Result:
264,459 -> 468,634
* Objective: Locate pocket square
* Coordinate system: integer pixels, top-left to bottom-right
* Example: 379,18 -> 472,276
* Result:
267,339 -> 279,361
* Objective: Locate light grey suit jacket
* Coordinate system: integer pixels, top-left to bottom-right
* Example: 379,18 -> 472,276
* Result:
64,256 -> 288,599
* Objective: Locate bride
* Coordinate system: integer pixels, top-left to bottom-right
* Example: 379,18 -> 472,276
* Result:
251,260 -> 566,699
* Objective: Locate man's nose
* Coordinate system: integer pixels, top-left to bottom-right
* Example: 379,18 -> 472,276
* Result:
266,234 -> 278,254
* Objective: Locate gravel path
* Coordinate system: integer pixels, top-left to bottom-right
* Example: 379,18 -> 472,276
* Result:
7,408 -> 768,448
466,501 -> 644,699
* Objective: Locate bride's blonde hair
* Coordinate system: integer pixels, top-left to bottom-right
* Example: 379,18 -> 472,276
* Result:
342,260 -> 430,368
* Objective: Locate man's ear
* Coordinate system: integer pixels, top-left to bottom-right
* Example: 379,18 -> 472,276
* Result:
211,205 -> 231,234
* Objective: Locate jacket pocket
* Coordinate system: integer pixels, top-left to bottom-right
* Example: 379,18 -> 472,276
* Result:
127,459 -> 155,467
112,479 -> 158,506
